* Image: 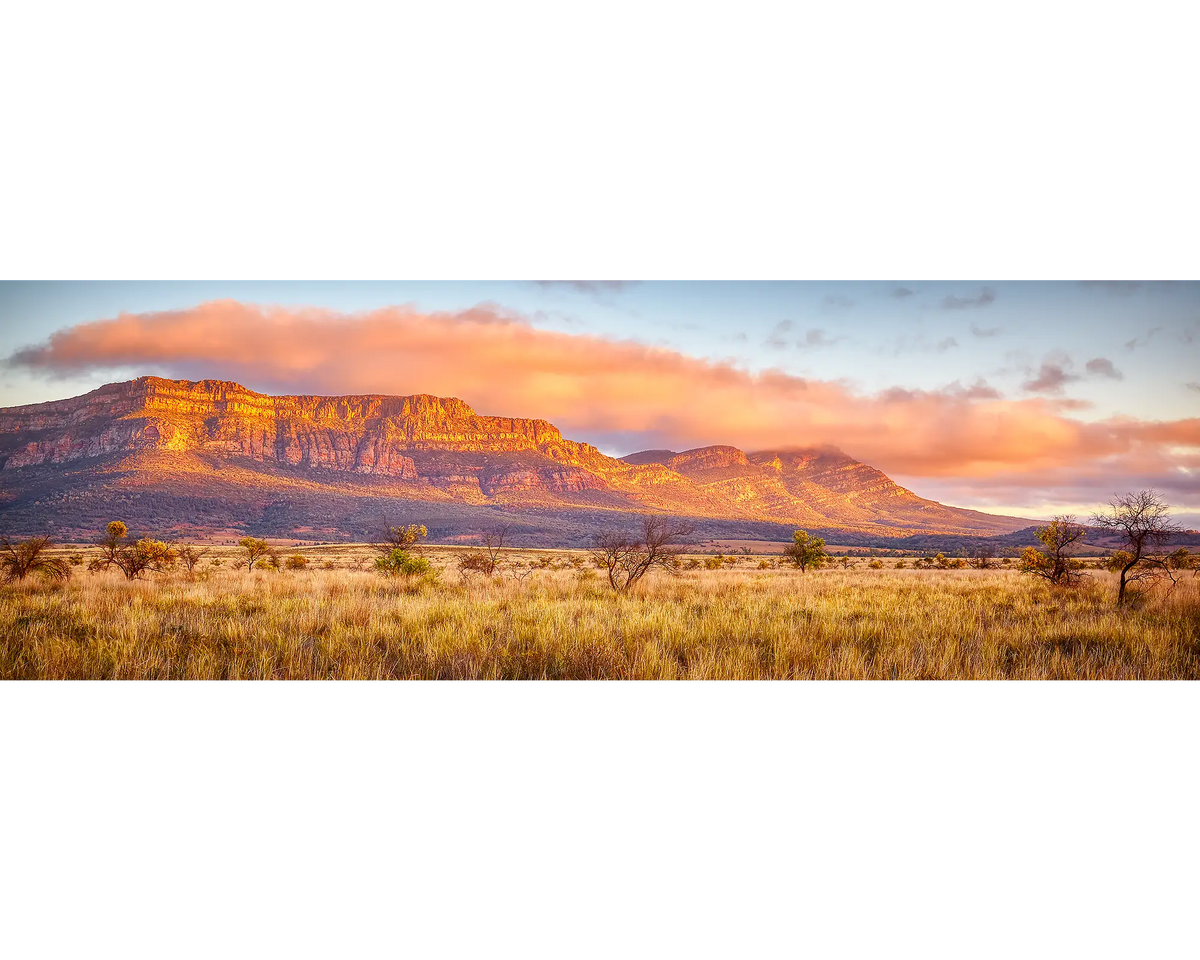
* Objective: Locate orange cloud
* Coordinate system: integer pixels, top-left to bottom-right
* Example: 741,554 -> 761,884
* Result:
8,300 -> 1199,492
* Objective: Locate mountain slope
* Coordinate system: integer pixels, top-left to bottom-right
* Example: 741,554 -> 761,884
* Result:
623,445 -> 1017,534
0,377 -> 1030,542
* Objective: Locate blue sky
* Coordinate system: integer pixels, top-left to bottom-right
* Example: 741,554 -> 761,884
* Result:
1,281 -> 1198,524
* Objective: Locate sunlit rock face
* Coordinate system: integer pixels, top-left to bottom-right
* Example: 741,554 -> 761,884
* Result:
0,377 -> 561,479
0,376 -> 1031,538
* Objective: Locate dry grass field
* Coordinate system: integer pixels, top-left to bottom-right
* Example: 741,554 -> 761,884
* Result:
3,545 -> 1198,679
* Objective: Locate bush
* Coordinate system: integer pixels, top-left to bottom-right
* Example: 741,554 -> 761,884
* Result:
0,536 -> 71,584
285,554 -> 309,570
375,549 -> 436,580
868,559 -> 884,569
458,550 -> 499,578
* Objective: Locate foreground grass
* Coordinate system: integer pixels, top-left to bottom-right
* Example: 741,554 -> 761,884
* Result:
4,562 -> 1198,679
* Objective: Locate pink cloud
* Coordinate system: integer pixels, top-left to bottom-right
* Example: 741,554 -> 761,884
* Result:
8,300 -> 1199,498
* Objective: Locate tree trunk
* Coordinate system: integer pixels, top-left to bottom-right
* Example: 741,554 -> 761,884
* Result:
1117,557 -> 1139,605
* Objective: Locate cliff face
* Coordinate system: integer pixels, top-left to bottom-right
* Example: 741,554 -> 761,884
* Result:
0,377 -> 1031,538
0,377 -> 595,486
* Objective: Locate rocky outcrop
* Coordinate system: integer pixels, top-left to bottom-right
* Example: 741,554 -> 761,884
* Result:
0,376 -> 1032,536
0,378 -> 568,481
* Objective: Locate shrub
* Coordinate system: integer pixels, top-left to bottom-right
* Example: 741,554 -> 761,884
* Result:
0,535 -> 71,584
868,559 -> 884,569
91,523 -> 176,579
285,554 -> 309,570
458,550 -> 499,578
375,549 -> 435,579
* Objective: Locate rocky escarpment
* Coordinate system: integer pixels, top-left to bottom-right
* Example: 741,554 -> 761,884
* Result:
0,378 -> 612,490
0,377 -> 1033,537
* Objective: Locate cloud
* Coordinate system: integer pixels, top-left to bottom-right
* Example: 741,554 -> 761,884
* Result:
535,281 -> 634,295
970,323 -> 1002,338
941,287 -> 996,310
764,320 -> 795,349
1124,326 -> 1162,350
822,294 -> 855,310
1022,362 -> 1080,396
943,379 -> 1001,400
802,328 -> 841,347
1187,382 -> 1200,393
7,299 -> 1199,488
891,286 -> 914,299
936,337 -> 958,352
1084,357 -> 1123,380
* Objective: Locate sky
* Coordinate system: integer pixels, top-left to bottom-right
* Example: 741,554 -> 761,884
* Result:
1,281 -> 1198,526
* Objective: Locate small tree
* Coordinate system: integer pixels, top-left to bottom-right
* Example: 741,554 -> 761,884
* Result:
0,535 -> 71,585
238,537 -> 275,571
783,530 -> 828,572
92,522 -> 176,580
1091,490 -> 1181,605
285,554 -> 309,571
966,543 -> 996,569
1167,548 -> 1197,575
1019,516 -> 1087,586
177,545 -> 210,574
375,520 -> 427,555
591,516 -> 694,591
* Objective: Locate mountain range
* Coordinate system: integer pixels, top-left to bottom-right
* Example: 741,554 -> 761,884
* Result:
0,377 -> 1031,545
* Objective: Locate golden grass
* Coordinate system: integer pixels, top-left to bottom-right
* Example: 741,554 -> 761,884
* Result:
3,550 -> 1198,679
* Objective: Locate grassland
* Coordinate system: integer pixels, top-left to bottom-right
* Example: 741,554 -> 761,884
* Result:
3,545 -> 1198,680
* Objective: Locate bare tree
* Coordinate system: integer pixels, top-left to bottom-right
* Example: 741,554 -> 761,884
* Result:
458,527 -> 508,579
177,545 -> 210,574
0,535 -> 71,584
1091,490 -> 1181,605
591,516 -> 694,592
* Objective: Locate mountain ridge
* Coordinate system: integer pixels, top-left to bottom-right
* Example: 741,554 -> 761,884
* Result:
0,377 -> 1032,542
